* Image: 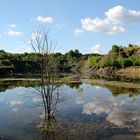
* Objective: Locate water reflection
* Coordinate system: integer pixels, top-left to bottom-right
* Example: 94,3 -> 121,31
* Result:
66,82 -> 82,89
0,81 -> 140,139
35,116 -> 68,140
74,84 -> 140,133
32,81 -> 68,140
82,96 -> 140,128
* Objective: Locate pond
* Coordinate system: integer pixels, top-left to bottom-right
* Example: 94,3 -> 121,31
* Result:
0,81 -> 140,140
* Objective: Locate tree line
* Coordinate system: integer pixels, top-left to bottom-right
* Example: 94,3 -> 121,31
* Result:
0,44 -> 139,77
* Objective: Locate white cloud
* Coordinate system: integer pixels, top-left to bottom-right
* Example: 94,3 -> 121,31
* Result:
55,24 -> 65,29
76,97 -> 85,105
82,97 -> 126,116
81,18 -> 110,32
105,5 -> 140,24
6,29 -> 23,37
95,86 -> 101,89
83,100 -> 111,115
82,96 -> 140,127
8,24 -> 16,28
36,16 -> 54,24
106,25 -> 125,35
11,108 -> 18,112
8,99 -> 24,107
81,18 -> 124,35
106,106 -> 140,127
74,28 -> 84,36
32,96 -> 41,102
91,44 -> 101,54
77,5 -> 140,35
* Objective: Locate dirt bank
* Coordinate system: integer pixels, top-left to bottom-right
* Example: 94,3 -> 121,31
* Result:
117,66 -> 140,79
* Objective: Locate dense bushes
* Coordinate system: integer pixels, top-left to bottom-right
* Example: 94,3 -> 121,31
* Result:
86,45 -> 140,69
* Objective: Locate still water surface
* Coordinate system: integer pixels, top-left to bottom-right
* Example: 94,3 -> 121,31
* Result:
0,82 -> 140,140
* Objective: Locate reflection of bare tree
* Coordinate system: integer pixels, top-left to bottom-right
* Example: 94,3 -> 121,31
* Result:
35,114 -> 67,140
30,27 -> 64,130
29,27 -> 68,140
29,27 -> 67,140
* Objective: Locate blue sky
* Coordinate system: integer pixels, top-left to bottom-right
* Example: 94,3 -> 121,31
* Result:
0,0 -> 140,54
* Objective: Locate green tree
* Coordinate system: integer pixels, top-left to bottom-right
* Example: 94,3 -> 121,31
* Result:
109,45 -> 120,53
118,56 -> 125,68
86,56 -> 101,68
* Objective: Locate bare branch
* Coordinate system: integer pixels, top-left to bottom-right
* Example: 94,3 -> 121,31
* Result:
30,26 -> 63,121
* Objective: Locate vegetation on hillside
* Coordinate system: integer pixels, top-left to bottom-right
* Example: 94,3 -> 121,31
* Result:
86,44 -> 140,69
0,44 -> 140,77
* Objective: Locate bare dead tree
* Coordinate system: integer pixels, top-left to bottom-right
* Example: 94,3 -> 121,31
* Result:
30,27 -> 62,121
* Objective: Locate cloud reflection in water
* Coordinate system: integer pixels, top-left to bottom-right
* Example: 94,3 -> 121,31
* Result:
80,93 -> 140,127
